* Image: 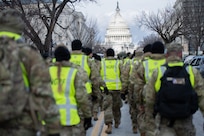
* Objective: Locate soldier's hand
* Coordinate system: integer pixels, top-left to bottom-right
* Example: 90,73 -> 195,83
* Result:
91,95 -> 97,101
104,87 -> 109,95
48,134 -> 60,136
84,117 -> 93,130
120,93 -> 126,100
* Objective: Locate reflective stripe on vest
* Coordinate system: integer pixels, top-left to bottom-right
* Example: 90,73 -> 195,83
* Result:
155,62 -> 195,92
70,54 -> 92,94
49,66 -> 80,126
100,59 -> 122,90
20,62 -> 29,92
0,31 -> 21,40
143,58 -> 166,82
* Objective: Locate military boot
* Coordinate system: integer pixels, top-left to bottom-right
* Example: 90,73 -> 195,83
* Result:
132,126 -> 138,134
105,123 -> 112,134
93,112 -> 98,121
140,132 -> 146,136
114,121 -> 120,128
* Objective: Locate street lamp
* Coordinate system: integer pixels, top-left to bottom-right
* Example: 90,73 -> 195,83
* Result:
188,35 -> 191,55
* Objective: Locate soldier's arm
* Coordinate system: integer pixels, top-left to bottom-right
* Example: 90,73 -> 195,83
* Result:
132,63 -> 146,104
19,46 -> 60,132
89,59 -> 106,88
120,61 -> 130,94
145,70 -> 158,119
193,68 -> 204,116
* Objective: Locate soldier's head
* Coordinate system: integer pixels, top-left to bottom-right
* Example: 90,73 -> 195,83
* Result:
106,48 -> 115,57
54,45 -> 70,62
151,41 -> 165,54
84,47 -> 93,56
0,9 -> 24,37
71,39 -> 82,51
143,44 -> 152,53
166,43 -> 183,58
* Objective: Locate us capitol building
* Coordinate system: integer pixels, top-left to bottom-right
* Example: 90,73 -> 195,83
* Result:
104,2 -> 134,55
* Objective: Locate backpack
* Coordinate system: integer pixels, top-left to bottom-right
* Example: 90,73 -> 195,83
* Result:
0,41 -> 29,122
154,64 -> 198,124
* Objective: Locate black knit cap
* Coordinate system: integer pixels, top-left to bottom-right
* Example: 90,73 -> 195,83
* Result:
71,39 -> 82,50
151,41 -> 165,54
143,44 -> 152,53
54,46 -> 70,62
85,47 -> 92,55
106,48 -> 115,57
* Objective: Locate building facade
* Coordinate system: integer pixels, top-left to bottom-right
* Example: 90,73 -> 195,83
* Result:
104,2 -> 134,55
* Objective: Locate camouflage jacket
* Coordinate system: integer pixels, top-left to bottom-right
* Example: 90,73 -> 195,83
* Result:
0,37 -> 60,134
131,53 -> 166,105
145,56 -> 204,119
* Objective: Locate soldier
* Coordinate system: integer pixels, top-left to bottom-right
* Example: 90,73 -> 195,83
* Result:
83,47 -> 103,121
70,40 -> 106,130
126,48 -> 144,134
49,45 -> 92,136
145,43 -> 204,136
0,9 -> 60,136
100,48 -> 124,134
132,41 -> 166,136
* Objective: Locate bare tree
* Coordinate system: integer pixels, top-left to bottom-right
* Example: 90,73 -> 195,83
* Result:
182,0 -> 204,55
138,6 -> 183,44
0,0 -> 97,55
138,33 -> 162,47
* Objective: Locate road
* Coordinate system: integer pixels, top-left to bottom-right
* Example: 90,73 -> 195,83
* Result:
86,102 -> 203,136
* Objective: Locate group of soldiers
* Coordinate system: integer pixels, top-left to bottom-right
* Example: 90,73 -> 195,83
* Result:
121,41 -> 204,136
1,8 -> 204,136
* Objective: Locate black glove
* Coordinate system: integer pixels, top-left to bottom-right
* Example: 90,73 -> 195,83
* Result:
121,93 -> 126,100
104,87 -> 109,95
48,134 -> 60,136
91,95 -> 97,101
84,117 -> 92,130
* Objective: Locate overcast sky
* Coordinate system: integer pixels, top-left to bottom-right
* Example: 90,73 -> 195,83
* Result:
75,0 -> 176,44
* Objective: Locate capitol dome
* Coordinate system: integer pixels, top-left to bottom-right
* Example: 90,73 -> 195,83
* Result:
104,2 -> 133,55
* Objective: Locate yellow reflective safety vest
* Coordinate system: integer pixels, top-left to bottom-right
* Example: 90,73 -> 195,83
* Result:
155,62 -> 195,92
70,54 -> 92,94
100,59 -> 122,90
143,58 -> 166,83
0,31 -> 21,40
49,66 -> 80,126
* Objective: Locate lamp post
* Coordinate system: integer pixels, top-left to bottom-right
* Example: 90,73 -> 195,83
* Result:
188,35 -> 191,55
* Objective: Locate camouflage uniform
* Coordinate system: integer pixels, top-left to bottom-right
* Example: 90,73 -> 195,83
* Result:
145,43 -> 204,136
50,61 -> 92,136
0,9 -> 60,136
127,50 -> 143,133
101,56 -> 124,130
90,58 -> 105,120
132,53 -> 165,136
70,50 -> 106,135
71,51 -> 105,103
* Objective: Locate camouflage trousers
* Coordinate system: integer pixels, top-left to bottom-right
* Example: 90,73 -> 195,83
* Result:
103,91 -> 122,125
156,116 -> 195,136
60,123 -> 84,136
92,91 -> 102,114
128,90 -> 138,128
137,108 -> 156,136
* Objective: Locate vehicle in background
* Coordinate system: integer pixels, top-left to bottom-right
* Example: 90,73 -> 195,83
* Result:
183,55 -> 195,64
188,56 -> 204,70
